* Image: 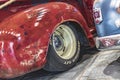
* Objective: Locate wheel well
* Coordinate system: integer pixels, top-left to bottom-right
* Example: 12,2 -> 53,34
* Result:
62,21 -> 90,47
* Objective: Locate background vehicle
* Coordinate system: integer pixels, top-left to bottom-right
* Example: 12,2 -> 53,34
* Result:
0,0 -> 119,79
93,0 -> 120,49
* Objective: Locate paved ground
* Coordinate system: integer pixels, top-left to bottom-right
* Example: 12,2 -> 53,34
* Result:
76,50 -> 120,80
1,48 -> 120,80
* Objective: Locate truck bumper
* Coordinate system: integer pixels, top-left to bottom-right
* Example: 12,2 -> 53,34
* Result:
96,34 -> 120,50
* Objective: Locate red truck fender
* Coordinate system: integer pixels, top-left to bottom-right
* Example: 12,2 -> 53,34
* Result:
0,2 -> 94,78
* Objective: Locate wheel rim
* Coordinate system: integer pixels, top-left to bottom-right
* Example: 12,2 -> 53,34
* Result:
52,24 -> 77,60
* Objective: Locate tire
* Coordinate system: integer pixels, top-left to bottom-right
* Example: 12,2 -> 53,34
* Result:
43,22 -> 81,72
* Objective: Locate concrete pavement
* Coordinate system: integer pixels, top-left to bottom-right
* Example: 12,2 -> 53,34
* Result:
76,50 -> 120,80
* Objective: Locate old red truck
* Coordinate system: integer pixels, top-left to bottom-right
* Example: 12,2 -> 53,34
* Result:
0,0 -> 119,79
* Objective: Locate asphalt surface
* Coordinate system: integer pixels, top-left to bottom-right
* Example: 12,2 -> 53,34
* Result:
1,48 -> 120,80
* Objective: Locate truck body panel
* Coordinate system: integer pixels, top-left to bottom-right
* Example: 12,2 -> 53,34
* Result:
0,1 -> 95,78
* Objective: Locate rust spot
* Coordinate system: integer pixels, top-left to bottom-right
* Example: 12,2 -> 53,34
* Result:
24,31 -> 28,35
20,25 -> 24,29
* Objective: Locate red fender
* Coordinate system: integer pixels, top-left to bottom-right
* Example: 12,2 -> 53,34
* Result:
0,2 -> 94,78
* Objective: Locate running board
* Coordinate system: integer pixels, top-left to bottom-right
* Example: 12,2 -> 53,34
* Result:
96,34 -> 120,50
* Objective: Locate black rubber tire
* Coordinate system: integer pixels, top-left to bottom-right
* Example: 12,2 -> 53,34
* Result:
43,22 -> 81,72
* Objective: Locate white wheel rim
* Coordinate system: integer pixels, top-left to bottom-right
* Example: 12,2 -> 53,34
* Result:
52,24 -> 77,60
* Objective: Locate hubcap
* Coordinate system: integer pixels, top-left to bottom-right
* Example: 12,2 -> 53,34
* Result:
52,24 -> 77,60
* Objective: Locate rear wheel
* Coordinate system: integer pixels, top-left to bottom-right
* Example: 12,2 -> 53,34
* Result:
44,22 -> 82,71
